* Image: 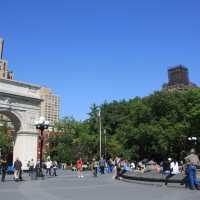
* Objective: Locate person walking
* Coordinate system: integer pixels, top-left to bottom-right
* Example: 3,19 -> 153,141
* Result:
91,158 -> 98,177
27,160 -> 30,175
76,158 -> 83,178
1,156 -> 7,182
14,158 -> 22,181
99,157 -> 106,175
35,160 -> 40,178
46,159 -> 52,176
52,161 -> 58,176
29,159 -> 35,179
108,158 -> 114,173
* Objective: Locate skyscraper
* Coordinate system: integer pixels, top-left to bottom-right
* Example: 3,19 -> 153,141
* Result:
0,38 -> 13,80
0,38 -> 4,59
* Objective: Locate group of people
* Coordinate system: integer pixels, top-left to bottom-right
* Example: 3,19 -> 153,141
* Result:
27,158 -> 58,177
130,149 -> 200,190
144,149 -> 200,190
1,149 -> 199,190
45,159 -> 58,176
89,156 -> 130,179
0,156 -> 59,182
74,157 -> 112,178
77,150 -> 200,190
0,157 -> 23,182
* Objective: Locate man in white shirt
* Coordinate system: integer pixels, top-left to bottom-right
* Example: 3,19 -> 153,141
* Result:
170,160 -> 179,174
46,159 -> 52,176
165,159 -> 179,186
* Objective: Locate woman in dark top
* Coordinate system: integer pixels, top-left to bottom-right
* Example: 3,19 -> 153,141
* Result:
1,156 -> 7,182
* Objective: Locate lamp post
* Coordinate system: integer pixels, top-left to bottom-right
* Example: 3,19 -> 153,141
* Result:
188,136 -> 197,145
188,136 -> 198,152
97,109 -> 102,159
104,129 -> 107,159
34,117 -> 49,177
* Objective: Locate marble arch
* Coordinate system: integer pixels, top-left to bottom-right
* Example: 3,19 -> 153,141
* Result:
0,78 -> 42,170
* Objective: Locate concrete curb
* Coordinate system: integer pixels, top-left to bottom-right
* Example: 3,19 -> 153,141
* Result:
120,173 -> 183,184
120,177 -> 186,189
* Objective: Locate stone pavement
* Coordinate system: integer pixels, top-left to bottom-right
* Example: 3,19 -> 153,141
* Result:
0,170 -> 199,200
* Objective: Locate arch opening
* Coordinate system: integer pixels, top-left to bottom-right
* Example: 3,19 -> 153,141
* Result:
0,111 -> 21,166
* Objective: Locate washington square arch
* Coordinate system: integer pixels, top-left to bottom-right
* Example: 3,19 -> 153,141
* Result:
0,78 -> 42,169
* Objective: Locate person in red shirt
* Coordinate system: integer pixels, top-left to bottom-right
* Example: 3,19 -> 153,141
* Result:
76,158 -> 84,178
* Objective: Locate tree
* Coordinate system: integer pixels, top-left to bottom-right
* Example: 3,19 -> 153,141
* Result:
0,123 -> 13,156
50,88 -> 200,163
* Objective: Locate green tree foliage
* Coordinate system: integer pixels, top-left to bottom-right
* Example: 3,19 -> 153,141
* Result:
49,88 -> 200,162
47,117 -> 98,163
0,123 -> 13,156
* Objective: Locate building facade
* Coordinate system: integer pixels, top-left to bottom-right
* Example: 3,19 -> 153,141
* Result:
40,87 -> 60,126
0,38 -> 60,165
37,130 -> 64,161
0,37 -> 60,126
0,38 -> 13,80
163,65 -> 198,90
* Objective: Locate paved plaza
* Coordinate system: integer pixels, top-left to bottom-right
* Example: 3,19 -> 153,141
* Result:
0,170 -> 199,200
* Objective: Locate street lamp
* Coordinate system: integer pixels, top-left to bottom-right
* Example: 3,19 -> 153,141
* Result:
34,117 -> 49,177
188,136 -> 197,145
188,136 -> 198,152
104,129 -> 107,159
97,109 -> 102,159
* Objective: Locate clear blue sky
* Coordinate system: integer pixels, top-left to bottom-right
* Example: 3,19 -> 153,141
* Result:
1,0 -> 200,120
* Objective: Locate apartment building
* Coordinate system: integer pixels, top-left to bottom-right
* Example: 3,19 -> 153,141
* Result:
40,87 -> 60,126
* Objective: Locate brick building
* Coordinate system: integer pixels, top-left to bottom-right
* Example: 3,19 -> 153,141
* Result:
163,65 -> 198,90
37,130 -> 64,160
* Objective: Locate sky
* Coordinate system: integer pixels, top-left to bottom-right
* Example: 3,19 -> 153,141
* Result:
0,0 -> 200,120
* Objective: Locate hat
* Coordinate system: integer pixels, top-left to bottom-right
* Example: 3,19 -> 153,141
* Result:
168,158 -> 172,161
